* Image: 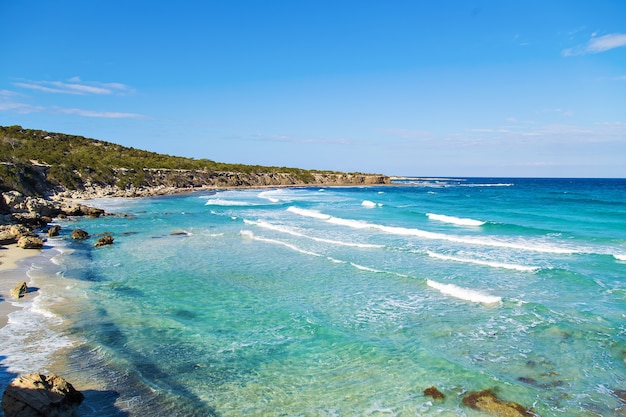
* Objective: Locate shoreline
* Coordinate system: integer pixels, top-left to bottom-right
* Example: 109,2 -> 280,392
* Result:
0,244 -> 40,328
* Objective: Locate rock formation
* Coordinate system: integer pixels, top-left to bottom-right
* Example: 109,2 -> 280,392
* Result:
94,235 -> 114,247
10,281 -> 28,299
17,236 -> 44,249
1,373 -> 84,417
423,386 -> 445,400
71,229 -> 89,240
462,389 -> 534,417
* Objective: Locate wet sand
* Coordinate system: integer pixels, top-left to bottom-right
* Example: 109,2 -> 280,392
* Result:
0,245 -> 39,328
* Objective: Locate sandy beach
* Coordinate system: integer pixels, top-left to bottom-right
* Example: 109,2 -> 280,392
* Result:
0,244 -> 40,328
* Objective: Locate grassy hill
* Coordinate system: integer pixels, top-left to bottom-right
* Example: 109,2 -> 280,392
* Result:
0,125 -> 347,195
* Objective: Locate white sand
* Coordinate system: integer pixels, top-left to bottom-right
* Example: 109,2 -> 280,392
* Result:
0,244 -> 40,328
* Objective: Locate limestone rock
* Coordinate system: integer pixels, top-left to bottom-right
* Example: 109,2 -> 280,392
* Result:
0,227 -> 18,245
17,236 -> 44,249
71,229 -> 89,240
94,235 -> 114,247
462,389 -> 534,417
10,281 -> 28,299
423,386 -> 445,400
1,373 -> 84,417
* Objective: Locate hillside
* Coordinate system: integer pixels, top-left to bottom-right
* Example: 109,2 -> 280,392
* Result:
0,125 -> 389,197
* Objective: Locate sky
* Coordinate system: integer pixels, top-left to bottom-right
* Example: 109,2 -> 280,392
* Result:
1,1 -> 625,178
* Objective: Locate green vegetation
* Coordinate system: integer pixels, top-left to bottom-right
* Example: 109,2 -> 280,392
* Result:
0,125 -> 339,195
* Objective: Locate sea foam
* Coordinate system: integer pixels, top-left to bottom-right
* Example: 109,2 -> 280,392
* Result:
427,251 -> 539,272
240,230 -> 321,257
426,280 -> 501,304
426,213 -> 485,227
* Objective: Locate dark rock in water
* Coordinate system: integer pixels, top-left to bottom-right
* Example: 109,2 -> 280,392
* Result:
47,225 -> 61,237
71,228 -> 89,240
423,386 -> 445,400
94,235 -> 114,247
17,236 -> 44,249
170,231 -> 190,236
1,373 -> 84,417
614,389 -> 626,403
462,389 -> 534,417
10,281 -> 28,299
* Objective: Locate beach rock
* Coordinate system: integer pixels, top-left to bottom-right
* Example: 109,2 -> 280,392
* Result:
462,389 -> 534,417
47,225 -> 61,237
71,228 -> 89,240
423,386 -> 445,400
94,235 -> 114,247
1,373 -> 84,417
0,228 -> 18,245
10,224 -> 36,239
17,236 -> 44,249
10,281 -> 28,299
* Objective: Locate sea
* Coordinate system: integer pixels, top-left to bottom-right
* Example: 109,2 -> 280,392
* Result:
1,178 -> 625,416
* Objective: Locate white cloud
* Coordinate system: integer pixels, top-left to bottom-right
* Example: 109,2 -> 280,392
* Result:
54,107 -> 145,119
563,33 -> 626,56
13,78 -> 134,95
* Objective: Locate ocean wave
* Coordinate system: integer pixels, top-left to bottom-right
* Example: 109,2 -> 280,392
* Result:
362,200 -> 382,208
240,230 -> 321,257
426,251 -> 539,272
426,213 -> 485,227
349,263 -> 409,278
613,254 -> 626,262
288,206 -> 575,254
243,219 -> 384,248
205,199 -> 256,206
426,280 -> 502,304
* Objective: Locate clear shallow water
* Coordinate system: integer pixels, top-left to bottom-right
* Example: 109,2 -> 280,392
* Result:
1,178 -> 625,416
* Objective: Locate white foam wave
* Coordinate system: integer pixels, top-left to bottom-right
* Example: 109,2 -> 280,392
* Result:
288,206 -> 574,254
244,219 -> 383,248
613,254 -> 626,261
361,200 -> 377,208
426,213 -> 485,227
205,199 -> 254,206
257,190 -> 282,203
461,183 -> 513,187
240,230 -> 321,257
427,251 -> 539,272
350,263 -> 386,274
427,280 -> 501,304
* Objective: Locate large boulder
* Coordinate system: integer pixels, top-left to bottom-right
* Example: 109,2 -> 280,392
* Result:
462,389 -> 534,417
17,236 -> 44,249
1,373 -> 84,417
10,281 -> 28,299
71,229 -> 89,240
47,225 -> 61,237
94,235 -> 114,247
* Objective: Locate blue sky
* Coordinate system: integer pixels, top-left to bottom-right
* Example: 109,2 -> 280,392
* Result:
1,1 -> 625,177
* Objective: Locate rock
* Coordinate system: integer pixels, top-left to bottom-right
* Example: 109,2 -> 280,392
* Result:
47,225 -> 61,237
1,373 -> 84,417
0,228 -> 18,245
71,229 -> 89,240
17,236 -> 44,249
10,224 -> 35,239
10,281 -> 28,299
462,389 -> 534,417
423,386 -> 445,400
94,235 -> 114,247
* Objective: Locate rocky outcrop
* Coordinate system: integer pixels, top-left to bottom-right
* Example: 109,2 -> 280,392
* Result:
461,389 -> 534,417
17,236 -> 44,249
94,235 -> 114,247
10,281 -> 28,299
423,386 -> 445,400
71,229 -> 89,240
1,373 -> 84,417
47,225 -> 61,237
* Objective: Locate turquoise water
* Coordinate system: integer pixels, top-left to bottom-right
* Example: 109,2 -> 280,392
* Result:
2,178 -> 625,416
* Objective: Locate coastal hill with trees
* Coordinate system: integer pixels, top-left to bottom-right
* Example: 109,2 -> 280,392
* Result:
0,125 -> 389,197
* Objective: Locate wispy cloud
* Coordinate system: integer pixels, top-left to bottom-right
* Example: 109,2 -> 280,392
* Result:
13,77 -> 134,95
54,107 -> 145,119
563,33 -> 626,56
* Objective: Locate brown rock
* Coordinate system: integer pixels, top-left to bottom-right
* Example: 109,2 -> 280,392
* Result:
424,386 -> 445,400
10,281 -> 28,299
17,236 -> 44,249
71,229 -> 89,240
47,225 -> 61,237
94,235 -> 114,247
462,389 -> 534,417
1,373 -> 84,417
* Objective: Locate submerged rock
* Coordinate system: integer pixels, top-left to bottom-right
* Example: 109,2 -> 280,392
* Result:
94,235 -> 114,247
71,228 -> 89,240
423,386 -> 445,400
10,281 -> 28,299
1,373 -> 84,417
462,389 -> 534,417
